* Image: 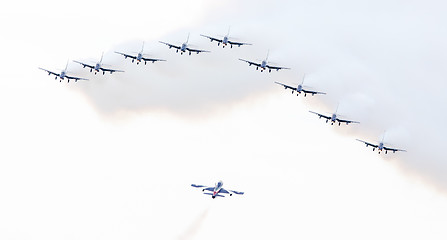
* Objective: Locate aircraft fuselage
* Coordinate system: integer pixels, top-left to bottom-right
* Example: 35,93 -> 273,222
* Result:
331,114 -> 337,123
260,60 -> 267,69
223,36 -> 229,45
212,181 -> 224,199
181,43 -> 187,52
378,142 -> 384,151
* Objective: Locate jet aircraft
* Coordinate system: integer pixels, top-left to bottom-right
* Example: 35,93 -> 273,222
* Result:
239,50 -> 290,72
39,61 -> 88,83
356,134 -> 406,154
191,181 -> 244,199
114,42 -> 166,65
159,34 -> 210,55
200,28 -> 251,48
73,53 -> 124,75
275,74 -> 326,96
309,105 -> 359,126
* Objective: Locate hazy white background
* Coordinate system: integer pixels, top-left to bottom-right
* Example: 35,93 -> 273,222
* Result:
1,0 -> 447,239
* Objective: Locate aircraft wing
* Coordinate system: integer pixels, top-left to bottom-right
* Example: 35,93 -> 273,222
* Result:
39,68 -> 59,77
228,40 -> 251,46
274,81 -> 296,90
337,118 -> 360,124
309,111 -> 331,120
383,146 -> 407,152
200,34 -> 222,43
65,75 -> 89,82
186,47 -> 210,54
266,64 -> 290,71
73,60 -> 95,70
159,41 -> 181,50
220,188 -> 244,195
191,184 -> 214,192
141,56 -> 166,62
238,58 -> 261,67
114,51 -> 137,60
219,188 -> 230,194
100,67 -> 124,73
228,189 -> 244,195
356,139 -> 378,148
302,89 -> 326,95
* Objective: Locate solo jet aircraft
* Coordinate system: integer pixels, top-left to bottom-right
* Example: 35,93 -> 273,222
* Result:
114,42 -> 166,65
39,61 -> 88,83
275,74 -> 326,96
309,105 -> 359,126
239,50 -> 290,72
356,135 -> 406,154
73,53 -> 124,75
200,28 -> 251,48
159,34 -> 210,55
191,181 -> 244,199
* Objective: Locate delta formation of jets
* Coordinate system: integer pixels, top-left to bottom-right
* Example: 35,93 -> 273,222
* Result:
191,181 -> 244,199
39,29 -> 407,199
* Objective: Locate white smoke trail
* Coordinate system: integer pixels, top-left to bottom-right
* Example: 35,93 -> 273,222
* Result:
178,208 -> 209,240
72,0 -> 447,191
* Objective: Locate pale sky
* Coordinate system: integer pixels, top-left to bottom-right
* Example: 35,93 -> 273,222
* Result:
1,0 -> 447,239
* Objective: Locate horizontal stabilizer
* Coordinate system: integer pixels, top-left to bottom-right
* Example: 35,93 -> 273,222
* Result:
191,184 -> 206,188
230,190 -> 244,195
203,192 -> 225,197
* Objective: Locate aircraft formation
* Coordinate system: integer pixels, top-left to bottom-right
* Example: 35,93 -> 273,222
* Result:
39,29 -> 407,199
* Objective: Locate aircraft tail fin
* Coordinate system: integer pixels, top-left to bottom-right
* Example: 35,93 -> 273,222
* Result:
381,131 -> 387,143
227,26 -> 231,37
266,49 -> 270,61
100,52 -> 104,63
141,41 -> 145,53
186,33 -> 190,44
64,59 -> 69,71
335,103 -> 340,114
301,73 -> 306,85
